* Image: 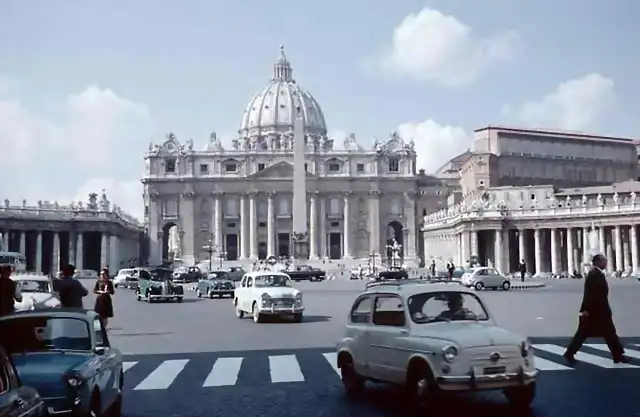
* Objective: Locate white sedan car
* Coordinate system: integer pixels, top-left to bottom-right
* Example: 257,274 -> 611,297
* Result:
233,271 -> 304,323
335,280 -> 536,410
11,274 -> 61,310
460,267 -> 511,291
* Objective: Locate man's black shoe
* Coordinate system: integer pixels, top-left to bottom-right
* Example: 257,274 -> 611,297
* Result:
563,353 -> 577,365
613,356 -> 629,364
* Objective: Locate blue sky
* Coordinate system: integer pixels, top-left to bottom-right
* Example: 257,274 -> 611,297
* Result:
1,0 -> 638,218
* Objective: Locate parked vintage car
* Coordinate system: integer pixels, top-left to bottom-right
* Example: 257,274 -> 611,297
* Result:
0,345 -> 44,417
335,280 -> 536,410
234,271 -> 304,323
173,266 -> 203,283
226,266 -> 246,282
378,267 -> 409,281
196,271 -> 235,298
461,267 -> 511,291
12,274 -> 60,311
285,265 -> 326,282
0,309 -> 124,416
136,267 -> 184,302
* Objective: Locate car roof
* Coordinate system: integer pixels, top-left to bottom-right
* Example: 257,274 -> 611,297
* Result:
0,308 -> 97,322
245,270 -> 289,278
11,274 -> 50,281
362,280 -> 476,298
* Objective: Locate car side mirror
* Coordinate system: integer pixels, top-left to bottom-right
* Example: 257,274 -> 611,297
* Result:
94,346 -> 106,355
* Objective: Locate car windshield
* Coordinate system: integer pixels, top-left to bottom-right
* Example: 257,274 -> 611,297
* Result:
208,271 -> 229,280
15,279 -> 50,293
254,275 -> 290,287
407,291 -> 489,323
0,317 -> 92,353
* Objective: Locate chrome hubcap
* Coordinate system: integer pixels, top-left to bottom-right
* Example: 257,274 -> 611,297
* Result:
416,378 -> 428,397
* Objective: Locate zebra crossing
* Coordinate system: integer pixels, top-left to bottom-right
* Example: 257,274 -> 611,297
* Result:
121,343 -> 640,393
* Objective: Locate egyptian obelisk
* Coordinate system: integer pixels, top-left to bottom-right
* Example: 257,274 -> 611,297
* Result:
291,102 -> 309,260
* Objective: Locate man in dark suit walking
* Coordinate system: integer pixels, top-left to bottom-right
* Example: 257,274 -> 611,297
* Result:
563,254 -> 628,364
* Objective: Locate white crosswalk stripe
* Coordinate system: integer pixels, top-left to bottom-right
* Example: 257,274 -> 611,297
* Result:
203,357 -> 243,387
269,354 -> 305,383
134,359 -> 190,390
323,352 -> 340,376
586,344 -> 640,360
534,344 -> 639,369
121,344 -> 640,391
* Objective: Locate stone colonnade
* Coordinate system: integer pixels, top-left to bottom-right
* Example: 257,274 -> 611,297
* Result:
426,224 -> 640,274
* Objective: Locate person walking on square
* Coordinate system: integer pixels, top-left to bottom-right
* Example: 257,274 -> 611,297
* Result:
563,254 -> 629,364
93,268 -> 115,327
518,259 -> 527,282
54,264 -> 88,309
0,265 -> 22,316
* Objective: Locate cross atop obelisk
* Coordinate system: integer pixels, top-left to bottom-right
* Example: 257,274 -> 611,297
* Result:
291,102 -> 309,260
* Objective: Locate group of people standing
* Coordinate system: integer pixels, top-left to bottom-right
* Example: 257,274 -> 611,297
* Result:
0,264 -> 115,327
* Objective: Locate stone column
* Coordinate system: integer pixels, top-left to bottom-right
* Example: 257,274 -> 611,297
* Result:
100,234 -> 109,268
494,229 -> 503,273
582,227 -> 589,265
567,228 -> 574,273
319,196 -> 327,258
404,192 -> 417,259
180,192 -> 196,265
148,197 -> 162,265
76,232 -> 84,270
614,225 -> 623,272
598,227 -> 605,256
19,231 -> 26,255
622,227 -> 631,269
343,192 -> 352,258
239,194 -> 248,259
249,193 -> 258,259
470,230 -> 479,258
550,228 -> 558,274
368,191 -> 380,255
35,232 -> 42,273
213,193 -> 222,249
459,232 -> 468,266
110,235 -> 120,271
52,232 -> 60,274
518,229 -> 526,263
631,225 -> 638,272
267,193 -> 275,257
309,193 -> 318,259
68,232 -> 75,266
534,228 -> 542,274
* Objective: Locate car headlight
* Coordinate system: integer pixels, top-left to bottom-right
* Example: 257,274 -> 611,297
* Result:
295,293 -> 303,303
442,345 -> 458,362
261,293 -> 271,306
66,376 -> 81,387
521,340 -> 532,357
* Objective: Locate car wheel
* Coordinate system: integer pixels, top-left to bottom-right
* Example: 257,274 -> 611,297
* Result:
252,302 -> 263,323
196,290 -> 201,298
502,281 -> 511,291
474,281 -> 484,291
340,356 -> 364,397
235,299 -> 244,318
136,293 -> 141,301
504,382 -> 536,410
114,283 -> 118,288
292,313 -> 303,323
177,297 -> 183,303
107,377 -> 123,416
209,292 -> 215,299
406,361 -> 438,409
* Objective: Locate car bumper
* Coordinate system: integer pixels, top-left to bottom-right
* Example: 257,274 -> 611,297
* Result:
258,306 -> 304,315
149,294 -> 182,299
209,290 -> 234,295
436,368 -> 537,391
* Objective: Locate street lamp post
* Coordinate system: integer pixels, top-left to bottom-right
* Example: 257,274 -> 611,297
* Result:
202,234 -> 215,272
368,252 -> 379,275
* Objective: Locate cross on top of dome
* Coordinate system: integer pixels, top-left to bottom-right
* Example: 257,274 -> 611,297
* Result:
273,44 -> 294,82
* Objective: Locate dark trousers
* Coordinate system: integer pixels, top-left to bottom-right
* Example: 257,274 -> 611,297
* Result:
520,271 -> 525,282
565,316 -> 624,358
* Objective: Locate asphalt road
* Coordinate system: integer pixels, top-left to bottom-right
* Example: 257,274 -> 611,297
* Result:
80,278 -> 640,417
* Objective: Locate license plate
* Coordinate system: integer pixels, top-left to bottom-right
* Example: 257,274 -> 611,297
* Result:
483,366 -> 506,375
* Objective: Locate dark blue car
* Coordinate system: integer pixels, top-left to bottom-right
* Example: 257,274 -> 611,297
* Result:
0,309 -> 123,416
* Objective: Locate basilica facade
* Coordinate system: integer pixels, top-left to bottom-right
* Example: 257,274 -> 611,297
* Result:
143,47 -> 444,267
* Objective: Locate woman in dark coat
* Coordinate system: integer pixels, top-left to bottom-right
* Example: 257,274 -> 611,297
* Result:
93,268 -> 114,327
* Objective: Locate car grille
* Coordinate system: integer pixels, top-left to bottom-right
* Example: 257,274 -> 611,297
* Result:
467,346 -> 521,364
272,298 -> 294,307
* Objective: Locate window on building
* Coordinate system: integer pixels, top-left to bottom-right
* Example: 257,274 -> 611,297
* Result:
278,198 -> 290,215
225,163 -> 237,173
304,163 -> 308,172
199,164 -> 209,174
357,163 -> 365,173
164,158 -> 176,173
388,158 -> 399,172
225,198 -> 238,215
329,163 -> 340,172
391,198 -> 401,215
258,163 -> 265,171
329,198 -> 339,214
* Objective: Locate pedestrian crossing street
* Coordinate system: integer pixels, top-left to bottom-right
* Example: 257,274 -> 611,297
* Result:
121,343 -> 640,393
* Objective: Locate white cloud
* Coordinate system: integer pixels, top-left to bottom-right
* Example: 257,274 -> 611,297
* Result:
379,7 -> 521,86
397,119 -> 471,172
510,73 -> 616,131
0,81 -> 154,219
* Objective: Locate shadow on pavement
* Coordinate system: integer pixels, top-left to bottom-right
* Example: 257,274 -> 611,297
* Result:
259,315 -> 332,324
109,331 -> 175,337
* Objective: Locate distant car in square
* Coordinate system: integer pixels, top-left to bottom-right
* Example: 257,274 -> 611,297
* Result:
460,267 -> 511,291
196,271 -> 235,298
136,267 -> 184,302
234,271 -> 304,323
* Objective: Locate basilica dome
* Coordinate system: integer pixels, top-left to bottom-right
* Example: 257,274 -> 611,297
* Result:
238,46 -> 328,140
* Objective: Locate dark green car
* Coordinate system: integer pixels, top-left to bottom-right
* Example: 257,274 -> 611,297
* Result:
135,267 -> 184,303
